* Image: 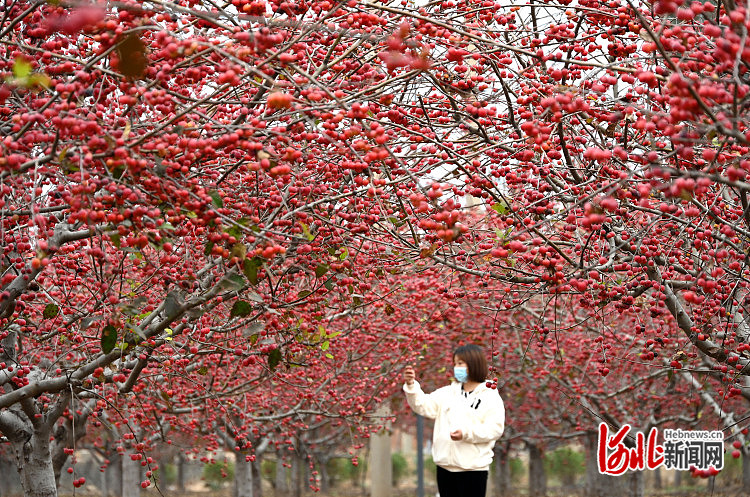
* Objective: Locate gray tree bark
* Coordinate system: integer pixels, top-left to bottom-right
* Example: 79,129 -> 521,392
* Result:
629,470 -> 644,497
583,431 -> 630,497
176,453 -> 186,493
275,456 -> 289,496
528,443 -> 546,497
743,447 -> 750,494
121,450 -> 141,497
102,463 -> 110,497
1,330 -> 56,497
494,445 -> 512,497
235,452 -> 254,497
652,465 -> 661,490
10,427 -> 57,497
316,456 -> 330,494
0,453 -> 21,496
252,455 -> 263,497
292,455 -> 302,497
370,408 -> 392,497
110,452 -> 123,497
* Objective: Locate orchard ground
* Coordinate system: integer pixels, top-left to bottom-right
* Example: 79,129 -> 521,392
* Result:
50,485 -> 750,497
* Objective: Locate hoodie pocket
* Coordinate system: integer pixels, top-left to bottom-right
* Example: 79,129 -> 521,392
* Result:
453,440 -> 483,469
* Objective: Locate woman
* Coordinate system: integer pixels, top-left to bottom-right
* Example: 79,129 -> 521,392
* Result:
403,344 -> 505,497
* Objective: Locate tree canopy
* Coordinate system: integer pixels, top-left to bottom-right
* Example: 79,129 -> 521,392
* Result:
3,0 -> 750,494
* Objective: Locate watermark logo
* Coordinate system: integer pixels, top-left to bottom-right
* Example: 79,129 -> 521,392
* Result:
598,423 -> 724,476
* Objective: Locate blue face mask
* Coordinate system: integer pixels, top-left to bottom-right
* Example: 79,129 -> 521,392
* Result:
454,366 -> 469,383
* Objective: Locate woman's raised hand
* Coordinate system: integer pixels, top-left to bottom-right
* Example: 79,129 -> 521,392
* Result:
404,365 -> 416,386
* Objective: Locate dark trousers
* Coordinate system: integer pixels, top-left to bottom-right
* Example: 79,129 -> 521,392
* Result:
436,465 -> 488,497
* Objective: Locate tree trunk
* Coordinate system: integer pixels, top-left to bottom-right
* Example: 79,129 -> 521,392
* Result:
528,443 -> 546,497
252,455 -> 263,497
121,451 -> 141,497
317,456 -> 330,494
583,431 -> 628,497
628,470 -> 644,497
743,448 -> 750,494
110,452 -> 123,497
11,428 -> 58,497
494,445 -> 512,497
275,456 -> 289,496
88,450 -> 111,497
652,465 -> 661,490
370,408 -> 392,497
674,469 -> 681,487
235,452 -> 254,497
176,453 -> 186,493
101,463 -> 110,497
292,455 -> 303,497
0,453 -> 21,497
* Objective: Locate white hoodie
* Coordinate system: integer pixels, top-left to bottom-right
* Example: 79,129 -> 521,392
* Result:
403,380 -> 505,472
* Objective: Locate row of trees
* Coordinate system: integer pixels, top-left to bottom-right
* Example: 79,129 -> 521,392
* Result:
4,0 -> 750,495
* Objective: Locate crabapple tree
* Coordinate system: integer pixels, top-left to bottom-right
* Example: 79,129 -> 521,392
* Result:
7,0 -> 750,496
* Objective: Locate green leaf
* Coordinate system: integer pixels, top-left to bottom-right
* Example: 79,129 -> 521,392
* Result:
197,366 -> 208,375
219,273 -> 246,291
225,224 -> 243,240
324,279 -> 334,291
12,58 -> 32,80
230,243 -> 247,260
28,73 -> 50,89
494,228 -> 512,241
231,300 -> 253,317
491,202 -> 509,215
298,290 -> 312,299
128,323 -> 146,340
205,241 -> 215,257
112,165 -> 126,180
110,234 -> 121,248
101,325 -> 117,354
300,222 -> 314,241
315,264 -> 329,278
43,303 -> 59,319
246,291 -> 263,303
321,340 -> 330,351
243,257 -> 262,285
268,348 -> 282,371
208,190 -> 224,208
325,353 -> 334,359
58,146 -> 70,163
119,296 -> 147,316
339,247 -> 349,260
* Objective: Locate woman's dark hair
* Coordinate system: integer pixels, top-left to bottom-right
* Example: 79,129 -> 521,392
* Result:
453,344 -> 488,382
